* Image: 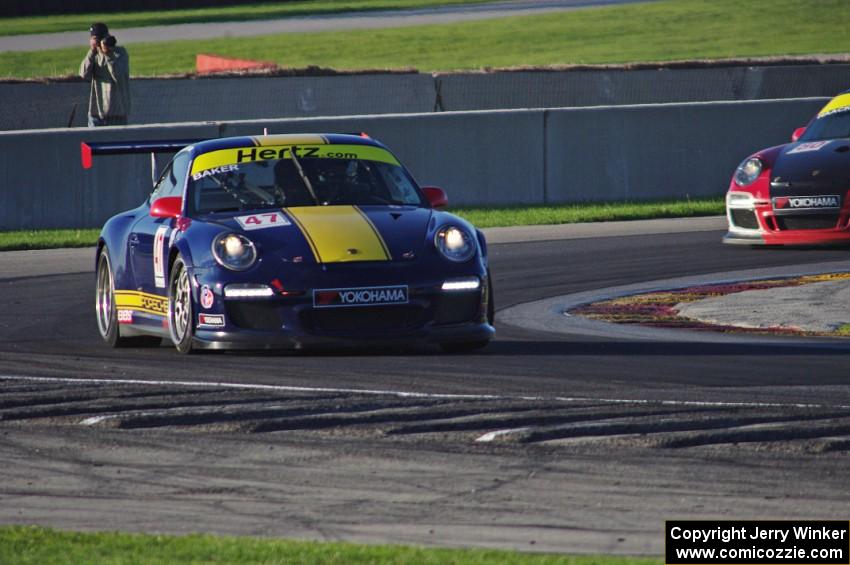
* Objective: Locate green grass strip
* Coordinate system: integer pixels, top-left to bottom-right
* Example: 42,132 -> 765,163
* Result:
453,198 -> 724,229
2,0 -> 849,79
0,0 -> 493,37
0,525 -> 661,565
0,200 -> 724,251
0,229 -> 100,251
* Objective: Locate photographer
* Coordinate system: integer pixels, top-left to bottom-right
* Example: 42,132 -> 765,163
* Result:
79,23 -> 131,127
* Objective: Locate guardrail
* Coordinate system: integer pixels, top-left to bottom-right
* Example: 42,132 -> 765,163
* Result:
0,97 -> 827,230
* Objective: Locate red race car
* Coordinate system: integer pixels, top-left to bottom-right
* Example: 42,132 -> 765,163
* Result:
724,91 -> 850,246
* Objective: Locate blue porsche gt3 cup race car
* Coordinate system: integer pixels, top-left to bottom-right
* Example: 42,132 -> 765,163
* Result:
87,133 -> 495,353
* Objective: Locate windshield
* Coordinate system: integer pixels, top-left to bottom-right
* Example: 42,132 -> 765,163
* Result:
800,93 -> 850,142
188,145 -> 425,214
800,110 -> 850,142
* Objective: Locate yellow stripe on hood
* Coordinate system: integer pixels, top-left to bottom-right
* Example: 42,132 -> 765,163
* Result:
286,206 -> 391,263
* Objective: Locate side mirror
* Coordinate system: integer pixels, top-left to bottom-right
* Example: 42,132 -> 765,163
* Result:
150,196 -> 183,219
791,127 -> 806,142
422,186 -> 448,210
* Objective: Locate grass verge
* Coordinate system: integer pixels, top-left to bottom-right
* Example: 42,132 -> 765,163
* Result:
0,199 -> 724,252
1,0 -> 848,78
0,526 -> 661,565
0,229 -> 100,251
0,0 -> 492,37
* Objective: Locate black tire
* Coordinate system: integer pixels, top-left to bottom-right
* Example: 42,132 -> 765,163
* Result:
95,248 -> 161,348
168,256 -> 195,354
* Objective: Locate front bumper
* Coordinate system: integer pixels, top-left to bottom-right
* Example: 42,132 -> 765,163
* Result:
193,321 -> 495,350
725,201 -> 850,246
189,268 -> 494,350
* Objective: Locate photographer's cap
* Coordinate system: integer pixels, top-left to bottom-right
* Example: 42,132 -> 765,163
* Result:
89,22 -> 109,39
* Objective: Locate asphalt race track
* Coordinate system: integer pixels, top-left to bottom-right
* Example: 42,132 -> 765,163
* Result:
1,223 -> 849,554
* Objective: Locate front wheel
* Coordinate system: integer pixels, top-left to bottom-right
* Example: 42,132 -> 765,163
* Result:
168,257 -> 195,354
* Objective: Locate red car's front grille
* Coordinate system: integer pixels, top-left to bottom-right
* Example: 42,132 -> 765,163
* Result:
775,214 -> 840,231
730,209 -> 759,230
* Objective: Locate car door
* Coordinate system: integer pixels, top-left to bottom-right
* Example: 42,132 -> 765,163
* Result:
129,150 -> 190,296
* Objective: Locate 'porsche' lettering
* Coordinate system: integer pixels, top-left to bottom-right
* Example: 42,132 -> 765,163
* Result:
114,291 -> 168,316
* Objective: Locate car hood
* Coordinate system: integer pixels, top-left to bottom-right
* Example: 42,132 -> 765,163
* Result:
206,205 -> 433,264
771,138 -> 850,195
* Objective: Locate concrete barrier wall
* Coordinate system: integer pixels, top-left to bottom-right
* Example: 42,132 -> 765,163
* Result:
0,123 -> 219,230
3,64 -> 848,131
437,65 -> 850,111
0,74 -> 436,131
0,98 -> 829,230
545,98 -> 827,203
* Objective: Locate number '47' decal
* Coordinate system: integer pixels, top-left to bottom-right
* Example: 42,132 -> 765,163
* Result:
234,212 -> 292,230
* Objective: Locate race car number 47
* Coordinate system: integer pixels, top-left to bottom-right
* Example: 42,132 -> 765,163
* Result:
235,212 -> 292,230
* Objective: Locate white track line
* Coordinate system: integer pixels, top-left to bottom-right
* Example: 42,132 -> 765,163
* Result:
80,415 -> 118,426
476,427 -> 531,442
2,374 -> 849,411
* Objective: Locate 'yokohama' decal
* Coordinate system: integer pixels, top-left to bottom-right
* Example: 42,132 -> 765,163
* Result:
313,285 -> 408,308
773,195 -> 840,210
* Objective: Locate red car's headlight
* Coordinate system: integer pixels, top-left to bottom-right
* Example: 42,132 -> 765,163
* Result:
733,157 -> 763,187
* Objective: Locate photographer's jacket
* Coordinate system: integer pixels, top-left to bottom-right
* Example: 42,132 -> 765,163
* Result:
79,46 -> 131,120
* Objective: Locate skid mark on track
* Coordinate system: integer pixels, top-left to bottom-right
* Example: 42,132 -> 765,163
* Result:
2,375 -> 850,453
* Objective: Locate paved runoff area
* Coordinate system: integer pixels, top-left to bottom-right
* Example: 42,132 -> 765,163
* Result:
677,277 -> 850,334
492,217 -> 850,343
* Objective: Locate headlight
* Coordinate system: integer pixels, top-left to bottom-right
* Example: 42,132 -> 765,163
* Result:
435,225 -> 476,262
734,157 -> 763,187
212,233 -> 257,271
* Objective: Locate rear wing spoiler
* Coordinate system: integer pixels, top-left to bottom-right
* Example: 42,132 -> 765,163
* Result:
80,139 -> 202,169
81,139 -> 203,184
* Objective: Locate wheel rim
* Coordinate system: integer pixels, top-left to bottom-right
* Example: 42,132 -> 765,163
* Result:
95,255 -> 113,338
170,265 -> 191,342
